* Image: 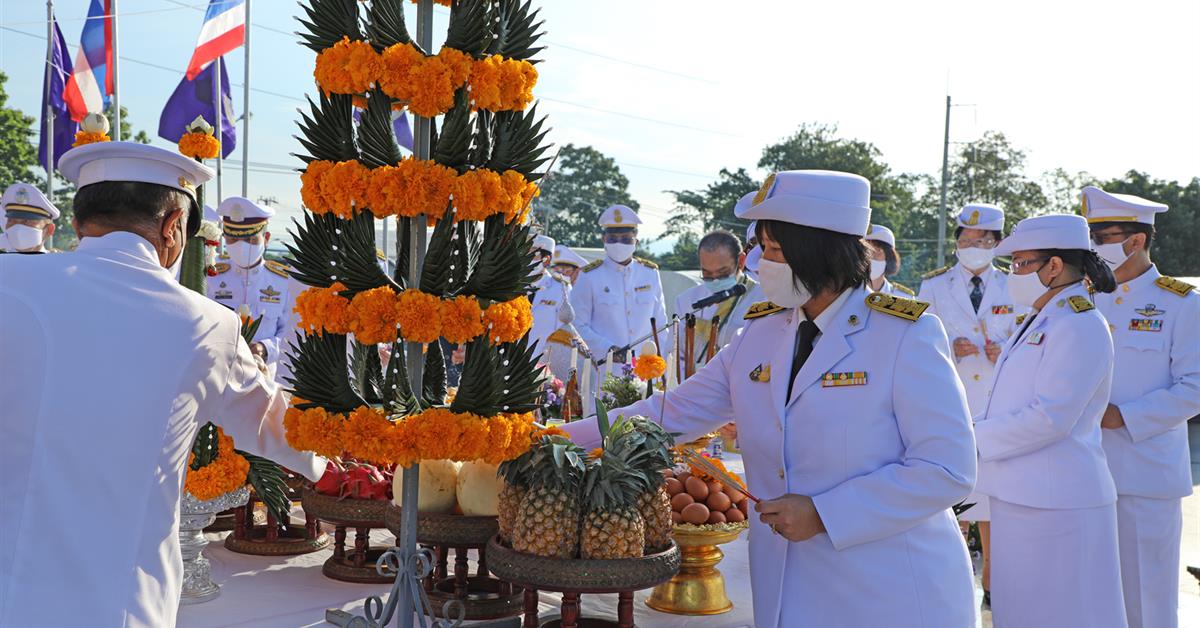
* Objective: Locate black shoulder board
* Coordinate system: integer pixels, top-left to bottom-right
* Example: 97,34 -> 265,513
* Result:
744,301 -> 786,320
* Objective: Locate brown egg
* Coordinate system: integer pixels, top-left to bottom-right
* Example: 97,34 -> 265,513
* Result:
671,511 -> 683,524
681,502 -> 710,525
707,510 -> 727,525
705,479 -> 724,495
670,492 -> 695,512
684,476 -> 709,501
662,468 -> 675,479
674,471 -> 691,486
737,498 -> 749,515
724,486 -> 745,503
706,491 -> 732,512
725,507 -> 746,523
664,477 -> 684,496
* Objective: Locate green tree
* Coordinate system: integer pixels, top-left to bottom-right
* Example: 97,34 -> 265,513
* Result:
643,231 -> 700,271
1099,171 -> 1199,277
665,167 -> 758,238
0,72 -> 39,192
103,103 -> 152,143
534,144 -> 639,247
941,131 -> 1047,225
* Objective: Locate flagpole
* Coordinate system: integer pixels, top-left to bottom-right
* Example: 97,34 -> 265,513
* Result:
44,0 -> 55,199
215,55 -> 223,204
240,0 -> 251,197
110,0 -> 120,137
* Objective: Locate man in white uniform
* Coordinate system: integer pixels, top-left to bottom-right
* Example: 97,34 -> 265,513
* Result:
0,142 -> 324,627
549,244 -> 587,284
672,229 -> 762,373
918,203 -> 1019,603
1085,185 -> 1200,628
528,234 -> 573,359
2,182 -> 60,254
571,204 -> 667,369
207,197 -> 294,382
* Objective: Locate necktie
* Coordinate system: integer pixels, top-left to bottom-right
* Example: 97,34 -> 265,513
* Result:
970,276 -> 983,313
787,320 -> 820,400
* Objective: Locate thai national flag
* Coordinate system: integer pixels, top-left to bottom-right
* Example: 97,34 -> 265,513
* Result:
186,0 -> 246,80
63,0 -> 113,122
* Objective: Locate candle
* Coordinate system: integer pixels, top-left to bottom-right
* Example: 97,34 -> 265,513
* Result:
570,346 -> 578,372
605,349 -> 614,380
580,365 -> 591,414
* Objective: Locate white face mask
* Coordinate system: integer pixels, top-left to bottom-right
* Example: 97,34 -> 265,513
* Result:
227,240 -> 266,268
869,259 -> 887,280
604,242 -> 636,264
957,246 -> 995,271
1094,240 -> 1130,271
6,224 -> 46,251
757,258 -> 812,308
1008,269 -> 1049,308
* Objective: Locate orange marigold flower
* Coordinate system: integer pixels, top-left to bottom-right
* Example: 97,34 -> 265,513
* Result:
457,414 -> 491,462
314,37 -> 381,94
395,289 -> 442,343
178,132 -> 220,160
451,168 -> 506,222
295,406 -> 346,459
468,55 -> 504,111
300,160 -> 335,213
440,296 -> 484,343
438,47 -> 474,86
185,428 -> 250,500
482,297 -> 533,343
379,42 -> 423,101
343,406 -> 395,465
72,130 -> 110,147
633,354 -> 667,381
407,55 -> 459,118
294,282 -> 353,335
320,160 -> 370,219
496,58 -> 536,111
588,447 -> 605,461
347,286 -> 403,345
365,165 -> 403,218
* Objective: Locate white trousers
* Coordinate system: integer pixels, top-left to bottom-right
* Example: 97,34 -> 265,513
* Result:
1116,495 -> 1183,628
990,498 -> 1127,628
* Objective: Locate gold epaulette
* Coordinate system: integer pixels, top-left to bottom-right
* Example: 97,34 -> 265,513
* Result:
1155,276 -> 1196,297
922,265 -> 952,280
1067,295 -> 1094,313
582,259 -> 603,273
213,262 -> 231,274
634,257 -> 658,269
892,282 -> 916,296
744,301 -> 786,320
866,293 -> 929,322
546,328 -> 574,346
265,260 -> 290,278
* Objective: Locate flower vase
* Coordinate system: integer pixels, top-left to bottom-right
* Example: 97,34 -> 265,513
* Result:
179,486 -> 250,605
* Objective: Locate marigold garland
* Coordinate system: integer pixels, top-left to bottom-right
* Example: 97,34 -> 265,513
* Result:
633,355 -> 667,381
348,286 -> 405,344
319,160 -> 371,218
481,297 -> 533,343
178,131 -> 221,160
314,37 -> 383,95
294,282 -> 352,334
72,131 -> 110,147
184,428 -> 250,500
469,54 -> 538,112
395,289 -> 443,344
439,296 -> 484,343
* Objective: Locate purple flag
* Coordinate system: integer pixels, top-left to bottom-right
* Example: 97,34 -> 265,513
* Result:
351,108 -> 414,152
38,17 -> 77,172
157,56 -> 236,158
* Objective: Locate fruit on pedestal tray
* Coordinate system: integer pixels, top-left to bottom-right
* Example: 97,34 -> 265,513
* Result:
604,415 -> 676,553
457,461 -> 502,516
497,437 -> 542,543
667,460 -> 748,527
313,460 -> 394,501
512,436 -> 586,558
580,449 -> 646,560
393,459 -> 459,513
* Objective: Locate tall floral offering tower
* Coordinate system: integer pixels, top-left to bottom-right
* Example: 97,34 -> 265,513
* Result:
284,0 -> 551,472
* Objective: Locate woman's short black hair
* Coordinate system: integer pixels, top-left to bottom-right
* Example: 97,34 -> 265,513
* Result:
1039,248 -> 1117,294
869,240 -> 901,276
1088,221 -> 1155,252
757,220 -> 870,295
74,181 -> 195,235
954,226 -> 1003,243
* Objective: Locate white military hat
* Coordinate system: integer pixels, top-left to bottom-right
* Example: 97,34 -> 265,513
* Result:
745,219 -> 758,243
735,170 -> 871,236
994,214 -> 1091,257
2,183 -> 60,221
203,204 -> 219,223
1080,185 -> 1167,226
735,193 -> 756,218
532,234 -> 555,254
956,203 -> 1004,231
60,141 -> 213,202
551,245 -> 587,268
864,224 -> 895,248
218,196 -> 275,237
598,204 -> 642,228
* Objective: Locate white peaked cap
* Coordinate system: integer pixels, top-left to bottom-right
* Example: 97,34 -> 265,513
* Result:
745,219 -> 758,243
736,170 -> 871,236
59,141 -> 214,202
744,245 -> 762,273
2,183 -> 60,220
1081,185 -> 1168,226
598,204 -> 642,228
994,214 -> 1091,256
203,204 -> 219,223
956,203 -> 1005,232
551,245 -> 587,268
218,196 -> 276,222
532,234 -> 555,254
864,224 -> 895,248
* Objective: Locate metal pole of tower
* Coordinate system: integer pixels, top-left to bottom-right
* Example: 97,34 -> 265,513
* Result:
110,0 -> 120,136
241,0 -> 251,197
215,55 -> 224,205
937,95 -> 951,268
44,0 -> 55,200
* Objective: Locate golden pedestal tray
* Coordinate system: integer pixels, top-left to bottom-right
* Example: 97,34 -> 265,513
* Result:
646,521 -> 747,615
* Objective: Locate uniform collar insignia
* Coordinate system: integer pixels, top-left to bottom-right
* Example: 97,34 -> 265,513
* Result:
1134,304 -> 1164,317
1026,331 -> 1045,345
749,363 -> 771,382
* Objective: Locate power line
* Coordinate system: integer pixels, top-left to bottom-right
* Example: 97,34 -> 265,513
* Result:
540,96 -> 736,137
4,3 -> 208,26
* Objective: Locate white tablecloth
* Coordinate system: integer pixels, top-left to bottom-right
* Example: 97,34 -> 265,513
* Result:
177,456 -> 756,628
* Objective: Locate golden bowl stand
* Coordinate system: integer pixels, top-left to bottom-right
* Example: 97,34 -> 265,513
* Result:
646,524 -> 746,615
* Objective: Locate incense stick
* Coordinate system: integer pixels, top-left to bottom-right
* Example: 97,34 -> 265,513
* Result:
680,448 -> 760,503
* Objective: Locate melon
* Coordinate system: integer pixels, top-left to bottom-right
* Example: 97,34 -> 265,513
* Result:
456,461 -> 503,516
393,459 -> 459,513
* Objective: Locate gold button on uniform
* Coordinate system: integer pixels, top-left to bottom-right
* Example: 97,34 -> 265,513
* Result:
778,469 -> 785,479
1116,297 -> 1123,305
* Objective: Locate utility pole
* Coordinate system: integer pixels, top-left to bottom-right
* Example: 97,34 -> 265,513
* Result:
937,95 -> 951,268
44,0 -> 55,200
241,0 -> 251,197
110,0 -> 120,137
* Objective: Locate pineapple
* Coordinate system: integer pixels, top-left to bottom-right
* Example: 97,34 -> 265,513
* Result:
636,485 -> 674,552
511,436 -> 586,558
497,443 -> 540,543
580,449 -> 648,560
606,416 -> 677,553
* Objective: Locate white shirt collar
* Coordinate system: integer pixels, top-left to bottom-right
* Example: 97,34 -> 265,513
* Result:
75,231 -> 160,267
956,262 -> 991,289
799,285 -> 855,335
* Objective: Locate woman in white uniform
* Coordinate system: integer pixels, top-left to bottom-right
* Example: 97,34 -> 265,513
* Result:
863,224 -> 915,297
565,170 -> 978,628
974,214 -> 1125,628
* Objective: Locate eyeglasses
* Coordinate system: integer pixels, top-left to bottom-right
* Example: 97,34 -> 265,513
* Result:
603,234 -> 636,245
956,237 -> 997,248
1090,229 -> 1133,246
1010,257 -> 1047,272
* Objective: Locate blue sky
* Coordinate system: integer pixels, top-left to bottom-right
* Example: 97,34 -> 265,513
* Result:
3,0 -> 1198,251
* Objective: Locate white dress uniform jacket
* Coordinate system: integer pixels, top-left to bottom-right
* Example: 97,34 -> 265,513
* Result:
1095,268 -> 1199,628
974,283 -> 1125,628
874,277 -> 915,298
570,257 -> 667,356
0,232 -> 324,627
672,276 -> 763,370
206,258 -> 294,381
529,270 -> 573,359
566,286 -> 977,628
